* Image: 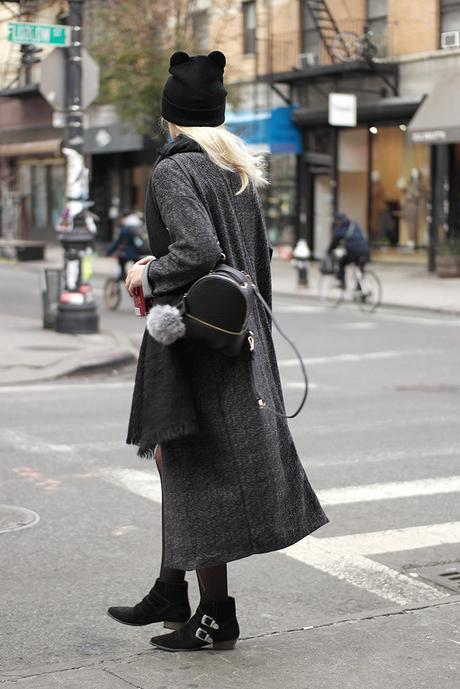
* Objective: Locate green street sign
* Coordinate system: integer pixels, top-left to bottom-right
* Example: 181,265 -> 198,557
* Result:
7,21 -> 71,47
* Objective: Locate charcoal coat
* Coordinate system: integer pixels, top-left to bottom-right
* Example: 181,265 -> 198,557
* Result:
130,138 -> 329,570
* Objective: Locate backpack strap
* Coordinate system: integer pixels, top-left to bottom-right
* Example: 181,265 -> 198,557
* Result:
247,283 -> 309,419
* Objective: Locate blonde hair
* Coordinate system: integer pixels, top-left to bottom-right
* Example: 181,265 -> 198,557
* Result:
162,118 -> 268,195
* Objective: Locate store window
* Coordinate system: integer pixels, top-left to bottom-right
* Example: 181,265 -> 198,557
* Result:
369,125 -> 430,251
260,154 -> 296,249
338,128 -> 369,234
19,161 -> 65,239
242,1 -> 256,55
367,0 -> 388,57
440,0 -> 460,33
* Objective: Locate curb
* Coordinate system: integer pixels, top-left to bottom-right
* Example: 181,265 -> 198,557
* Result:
0,331 -> 138,387
271,285 -> 460,317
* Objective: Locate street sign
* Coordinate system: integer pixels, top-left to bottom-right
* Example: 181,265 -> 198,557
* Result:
328,93 -> 357,128
7,21 -> 71,47
39,48 -> 100,110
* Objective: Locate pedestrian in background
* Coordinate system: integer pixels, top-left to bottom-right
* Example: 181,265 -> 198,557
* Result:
327,212 -> 370,289
108,50 -> 329,652
106,210 -> 144,280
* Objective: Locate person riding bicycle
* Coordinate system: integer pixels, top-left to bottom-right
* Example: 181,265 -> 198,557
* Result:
107,210 -> 144,280
327,212 -> 370,289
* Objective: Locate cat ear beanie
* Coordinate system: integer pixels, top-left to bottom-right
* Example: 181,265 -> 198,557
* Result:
161,50 -> 227,127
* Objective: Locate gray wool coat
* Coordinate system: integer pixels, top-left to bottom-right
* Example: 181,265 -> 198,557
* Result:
135,144 -> 329,570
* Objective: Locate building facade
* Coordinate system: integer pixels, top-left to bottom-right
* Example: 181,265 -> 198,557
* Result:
209,0 -> 460,270
2,0 -> 460,269
0,0 -> 158,244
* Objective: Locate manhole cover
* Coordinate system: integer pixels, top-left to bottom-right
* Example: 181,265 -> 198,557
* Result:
416,562 -> 460,593
0,505 -> 40,534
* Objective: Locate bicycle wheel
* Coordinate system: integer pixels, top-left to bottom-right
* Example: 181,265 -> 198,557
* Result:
318,274 -> 345,308
103,277 -> 122,310
331,32 -> 360,63
357,270 -> 382,312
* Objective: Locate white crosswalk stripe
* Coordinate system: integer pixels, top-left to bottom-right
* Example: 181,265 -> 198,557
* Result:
280,538 -> 448,606
320,521 -> 460,555
318,476 -> 460,505
97,467 -> 460,605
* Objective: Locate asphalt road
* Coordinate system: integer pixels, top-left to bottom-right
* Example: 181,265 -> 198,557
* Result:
1,266 -> 460,683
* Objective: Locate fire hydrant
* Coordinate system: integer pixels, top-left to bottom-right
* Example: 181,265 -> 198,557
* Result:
292,238 -> 310,286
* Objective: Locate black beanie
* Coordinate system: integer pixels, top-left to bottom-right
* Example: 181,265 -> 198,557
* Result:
161,50 -> 227,127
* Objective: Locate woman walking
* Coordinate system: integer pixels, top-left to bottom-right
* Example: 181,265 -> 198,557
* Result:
107,50 -> 329,652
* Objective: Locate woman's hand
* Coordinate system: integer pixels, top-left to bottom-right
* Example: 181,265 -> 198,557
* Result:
125,256 -> 155,297
134,255 -> 156,266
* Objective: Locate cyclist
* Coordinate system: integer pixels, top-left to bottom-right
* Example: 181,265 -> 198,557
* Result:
107,210 -> 144,280
327,212 -> 370,289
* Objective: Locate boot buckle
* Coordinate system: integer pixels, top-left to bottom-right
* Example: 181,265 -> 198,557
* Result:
195,627 -> 213,644
201,614 -> 219,630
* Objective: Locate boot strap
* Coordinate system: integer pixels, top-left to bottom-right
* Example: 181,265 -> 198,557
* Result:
201,614 -> 219,630
195,628 -> 214,644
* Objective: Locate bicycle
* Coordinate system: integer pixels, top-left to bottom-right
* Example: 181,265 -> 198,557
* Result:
103,272 -> 123,310
331,28 -> 378,64
103,257 -> 133,310
318,253 -> 382,312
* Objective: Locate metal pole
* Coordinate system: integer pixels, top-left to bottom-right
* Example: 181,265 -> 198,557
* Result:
56,0 -> 99,334
428,145 -> 437,273
66,0 -> 83,161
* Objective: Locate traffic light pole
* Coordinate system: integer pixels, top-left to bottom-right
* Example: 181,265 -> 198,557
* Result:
56,0 -> 99,334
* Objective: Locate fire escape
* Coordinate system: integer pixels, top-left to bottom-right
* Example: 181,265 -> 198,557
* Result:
303,0 -> 352,63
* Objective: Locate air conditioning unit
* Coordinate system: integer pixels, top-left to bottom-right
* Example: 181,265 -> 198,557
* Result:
297,52 -> 319,69
441,30 -> 460,49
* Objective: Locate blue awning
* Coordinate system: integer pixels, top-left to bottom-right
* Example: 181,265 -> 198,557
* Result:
225,106 -> 301,154
225,111 -> 270,151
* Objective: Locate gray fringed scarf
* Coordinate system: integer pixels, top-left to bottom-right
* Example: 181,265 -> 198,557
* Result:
126,136 -> 203,458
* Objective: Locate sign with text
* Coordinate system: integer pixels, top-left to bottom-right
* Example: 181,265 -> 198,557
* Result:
7,21 -> 71,47
328,93 -> 357,128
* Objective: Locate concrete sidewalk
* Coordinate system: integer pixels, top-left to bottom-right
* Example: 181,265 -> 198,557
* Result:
274,258 -> 460,314
0,598 -> 458,688
0,314 -> 136,386
10,244 -> 460,314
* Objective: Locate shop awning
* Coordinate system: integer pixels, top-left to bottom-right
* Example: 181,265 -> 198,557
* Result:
407,75 -> 460,144
225,111 -> 270,152
0,139 -> 62,157
292,98 -> 420,127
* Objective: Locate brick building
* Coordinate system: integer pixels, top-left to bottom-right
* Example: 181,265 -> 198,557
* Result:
2,1 -> 460,270
210,0 -> 460,269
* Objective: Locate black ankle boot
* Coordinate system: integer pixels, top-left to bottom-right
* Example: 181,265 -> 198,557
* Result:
107,579 -> 191,629
150,597 -> 239,651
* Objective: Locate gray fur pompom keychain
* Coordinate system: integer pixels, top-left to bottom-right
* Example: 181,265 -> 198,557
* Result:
146,304 -> 186,346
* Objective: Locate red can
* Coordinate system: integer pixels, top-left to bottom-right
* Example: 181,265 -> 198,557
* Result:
133,286 -> 153,317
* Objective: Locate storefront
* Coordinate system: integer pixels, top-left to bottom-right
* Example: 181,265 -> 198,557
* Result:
226,106 -> 299,253
407,72 -> 460,270
84,122 -> 159,243
292,99 -> 427,262
0,89 -> 66,242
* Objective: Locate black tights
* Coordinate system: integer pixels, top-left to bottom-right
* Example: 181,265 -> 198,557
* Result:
155,446 -> 228,603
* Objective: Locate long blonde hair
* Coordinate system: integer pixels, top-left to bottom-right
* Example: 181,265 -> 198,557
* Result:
162,118 -> 269,195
